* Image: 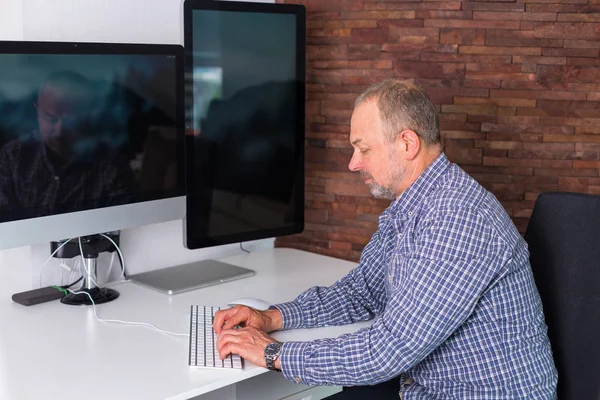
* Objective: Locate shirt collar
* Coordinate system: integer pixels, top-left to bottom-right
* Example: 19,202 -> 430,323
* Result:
388,152 -> 451,219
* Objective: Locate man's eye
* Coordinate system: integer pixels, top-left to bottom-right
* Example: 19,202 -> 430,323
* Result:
359,148 -> 369,154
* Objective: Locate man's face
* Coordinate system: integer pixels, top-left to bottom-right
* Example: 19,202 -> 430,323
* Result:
348,100 -> 405,200
35,85 -> 91,154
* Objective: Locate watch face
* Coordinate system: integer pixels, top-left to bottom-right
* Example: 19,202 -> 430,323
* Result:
265,342 -> 282,356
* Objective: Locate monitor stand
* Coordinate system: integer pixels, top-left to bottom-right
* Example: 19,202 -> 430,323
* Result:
127,259 -> 255,295
61,256 -> 120,305
51,235 -> 120,306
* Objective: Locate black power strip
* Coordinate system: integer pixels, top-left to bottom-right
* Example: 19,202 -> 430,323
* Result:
12,286 -> 67,306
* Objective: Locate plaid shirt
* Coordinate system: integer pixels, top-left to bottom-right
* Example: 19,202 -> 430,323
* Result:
274,153 -> 557,399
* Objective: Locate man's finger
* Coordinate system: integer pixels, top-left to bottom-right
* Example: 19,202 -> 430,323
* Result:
219,343 -> 240,360
213,308 -> 236,334
213,307 -> 246,334
216,330 -> 243,351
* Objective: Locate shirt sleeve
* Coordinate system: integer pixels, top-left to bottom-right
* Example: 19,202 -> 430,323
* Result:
279,208 -> 505,386
273,228 -> 389,330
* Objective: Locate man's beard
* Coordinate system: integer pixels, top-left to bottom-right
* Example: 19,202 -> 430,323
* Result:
360,171 -> 397,200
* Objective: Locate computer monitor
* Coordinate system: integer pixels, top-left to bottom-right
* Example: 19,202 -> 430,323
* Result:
0,41 -> 185,302
0,41 -> 185,250
183,0 -> 306,250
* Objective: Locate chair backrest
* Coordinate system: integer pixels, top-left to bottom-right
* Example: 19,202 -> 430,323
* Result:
525,192 -> 600,400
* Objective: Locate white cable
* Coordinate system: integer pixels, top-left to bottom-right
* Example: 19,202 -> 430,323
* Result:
105,252 -> 116,283
99,233 -> 126,278
39,238 -> 73,288
68,289 -> 189,338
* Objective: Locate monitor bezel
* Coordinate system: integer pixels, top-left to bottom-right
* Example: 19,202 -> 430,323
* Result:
0,40 -> 186,250
183,0 -> 306,249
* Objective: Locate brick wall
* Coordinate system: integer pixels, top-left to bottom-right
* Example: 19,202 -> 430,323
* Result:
275,0 -> 600,262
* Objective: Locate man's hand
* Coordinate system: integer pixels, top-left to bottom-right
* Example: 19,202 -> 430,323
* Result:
216,326 -> 280,369
213,305 -> 282,335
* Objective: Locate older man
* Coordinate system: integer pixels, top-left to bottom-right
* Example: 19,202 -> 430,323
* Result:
214,79 -> 557,399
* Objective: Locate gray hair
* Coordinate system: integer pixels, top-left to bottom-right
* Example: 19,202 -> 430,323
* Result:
354,79 -> 440,146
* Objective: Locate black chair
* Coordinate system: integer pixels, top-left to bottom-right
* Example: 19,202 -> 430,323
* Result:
525,192 -> 600,400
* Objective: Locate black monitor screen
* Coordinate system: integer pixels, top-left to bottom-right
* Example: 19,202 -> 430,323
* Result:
0,42 -> 184,223
184,1 -> 306,249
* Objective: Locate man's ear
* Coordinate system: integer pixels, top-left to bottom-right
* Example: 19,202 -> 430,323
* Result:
397,129 -> 420,161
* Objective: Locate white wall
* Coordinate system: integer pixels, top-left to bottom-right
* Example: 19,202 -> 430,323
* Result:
0,0 -> 275,294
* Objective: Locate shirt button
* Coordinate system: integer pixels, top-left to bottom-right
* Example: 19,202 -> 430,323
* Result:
388,275 -> 393,283
54,176 -> 59,180
295,377 -> 301,383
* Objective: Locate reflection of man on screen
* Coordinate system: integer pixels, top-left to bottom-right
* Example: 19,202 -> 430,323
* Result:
0,71 -> 136,220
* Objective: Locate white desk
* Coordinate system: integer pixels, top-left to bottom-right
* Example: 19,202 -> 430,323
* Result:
0,248 -> 371,400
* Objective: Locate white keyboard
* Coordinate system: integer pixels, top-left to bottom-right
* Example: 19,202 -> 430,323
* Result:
188,305 -> 243,369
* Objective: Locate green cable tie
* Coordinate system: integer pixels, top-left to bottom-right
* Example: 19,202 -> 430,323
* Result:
51,285 -> 69,296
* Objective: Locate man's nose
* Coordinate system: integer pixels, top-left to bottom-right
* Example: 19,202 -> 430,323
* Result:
348,152 -> 361,172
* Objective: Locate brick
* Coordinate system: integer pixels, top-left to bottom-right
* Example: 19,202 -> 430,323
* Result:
394,61 -> 465,79
539,65 -> 600,84
424,19 -> 520,29
558,13 -> 600,22
483,123 -> 573,135
308,12 -> 343,20
463,2 -> 525,11
420,53 -> 511,64
291,0 -> 365,11
377,19 -> 425,28
308,36 -> 349,46
573,161 -> 600,169
535,167 -> 599,177
544,134 -> 600,143
576,126 -> 600,135
497,116 -> 541,125
312,60 -> 393,69
512,56 -> 566,65
568,58 -> 600,66
307,45 -> 348,60
347,44 -> 383,60
473,11 -> 557,21
344,11 -> 416,19
543,48 -> 600,58
558,177 -> 600,193
365,2 -> 461,10
509,143 -> 576,160
454,97 -> 537,107
445,146 -> 483,165
466,71 -> 536,82
308,28 -> 352,37
441,28 -> 485,45
311,123 -> 350,133
483,156 -> 573,168
526,4 -> 600,13
463,165 -> 534,176
460,46 -> 541,55
387,27 -> 440,44
416,11 -> 473,20
474,140 -> 522,150
485,29 -> 563,47
588,93 -> 600,101
533,22 -> 600,39
537,99 -> 600,110
564,40 -> 600,49
442,104 -> 499,115
349,28 -> 388,44
308,20 -> 378,29
383,43 -> 458,53
325,179 -> 373,198
490,89 -> 537,99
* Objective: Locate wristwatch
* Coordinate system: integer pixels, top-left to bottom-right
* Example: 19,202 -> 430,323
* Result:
264,341 -> 283,371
